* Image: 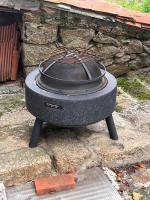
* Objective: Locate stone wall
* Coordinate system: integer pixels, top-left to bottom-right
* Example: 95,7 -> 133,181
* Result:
22,5 -> 150,77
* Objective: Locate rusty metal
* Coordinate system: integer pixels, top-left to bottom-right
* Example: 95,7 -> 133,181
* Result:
0,21 -> 20,82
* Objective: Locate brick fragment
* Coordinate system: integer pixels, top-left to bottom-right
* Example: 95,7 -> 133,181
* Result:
35,174 -> 76,195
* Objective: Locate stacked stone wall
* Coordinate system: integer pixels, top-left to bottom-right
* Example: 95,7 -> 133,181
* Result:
22,5 -> 150,76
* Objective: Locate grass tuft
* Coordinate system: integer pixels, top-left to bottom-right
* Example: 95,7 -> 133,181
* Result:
117,77 -> 150,100
109,0 -> 150,13
115,105 -> 123,112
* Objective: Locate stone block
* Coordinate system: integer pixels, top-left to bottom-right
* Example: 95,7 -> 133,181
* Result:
23,22 -> 57,44
23,11 -> 41,23
143,40 -> 150,48
98,22 -> 113,33
45,130 -> 91,173
107,63 -> 129,77
142,55 -> 150,67
101,58 -> 114,67
129,57 -> 143,70
60,27 -> 95,48
22,43 -> 57,66
0,148 -> 52,186
142,29 -> 150,39
42,6 -> 57,16
93,46 -> 120,59
94,32 -> 120,47
53,141 -> 91,173
123,39 -> 143,54
130,54 -> 137,60
115,52 -> 125,58
41,5 -> 60,25
115,55 -> 130,64
111,25 -> 127,36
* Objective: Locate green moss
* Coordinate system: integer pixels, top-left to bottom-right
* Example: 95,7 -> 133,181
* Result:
115,105 -> 123,113
117,77 -> 150,100
138,75 -> 150,86
108,0 -> 150,13
0,112 -> 3,117
0,94 -> 25,113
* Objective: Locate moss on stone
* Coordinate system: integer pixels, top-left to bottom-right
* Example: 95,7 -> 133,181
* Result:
117,77 -> 150,100
115,105 -> 123,113
138,75 -> 150,86
0,112 -> 3,117
0,94 -> 25,113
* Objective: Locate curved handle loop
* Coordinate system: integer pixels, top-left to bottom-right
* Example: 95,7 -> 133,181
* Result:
96,60 -> 106,79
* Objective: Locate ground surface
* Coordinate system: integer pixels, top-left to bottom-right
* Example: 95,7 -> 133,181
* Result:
0,74 -> 150,199
6,168 -> 122,200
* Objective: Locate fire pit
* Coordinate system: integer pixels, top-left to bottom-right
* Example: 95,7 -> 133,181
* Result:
25,49 -> 118,147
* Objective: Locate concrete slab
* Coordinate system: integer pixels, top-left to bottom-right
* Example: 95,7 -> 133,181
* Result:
0,148 -> 52,186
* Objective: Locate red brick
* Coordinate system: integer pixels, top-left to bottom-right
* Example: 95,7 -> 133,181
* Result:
35,174 -> 76,195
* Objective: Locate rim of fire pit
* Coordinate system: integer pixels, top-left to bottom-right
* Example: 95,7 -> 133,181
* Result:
36,49 -> 107,95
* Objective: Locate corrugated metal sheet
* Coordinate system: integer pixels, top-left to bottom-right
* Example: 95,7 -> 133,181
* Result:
0,23 -> 20,82
6,168 -> 122,200
44,0 -> 150,28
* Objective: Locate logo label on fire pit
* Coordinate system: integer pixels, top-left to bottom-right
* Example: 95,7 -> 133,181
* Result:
45,102 -> 63,110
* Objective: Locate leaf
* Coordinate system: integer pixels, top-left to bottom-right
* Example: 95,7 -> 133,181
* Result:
136,162 -> 145,168
116,171 -> 124,181
132,162 -> 145,170
132,192 -> 142,200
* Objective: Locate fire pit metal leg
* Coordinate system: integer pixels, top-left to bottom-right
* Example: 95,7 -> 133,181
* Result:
105,114 -> 118,140
29,118 -> 43,148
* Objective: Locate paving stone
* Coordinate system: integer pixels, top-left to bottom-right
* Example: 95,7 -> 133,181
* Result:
131,169 -> 150,185
80,109 -> 150,168
0,148 -> 52,186
0,124 -> 31,154
45,129 -> 91,173
0,82 -> 22,95
0,93 -> 25,114
0,108 -> 34,128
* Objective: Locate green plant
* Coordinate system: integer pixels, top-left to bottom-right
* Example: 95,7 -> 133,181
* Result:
115,105 -> 123,112
108,0 -> 150,13
142,0 -> 150,12
117,77 -> 150,100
